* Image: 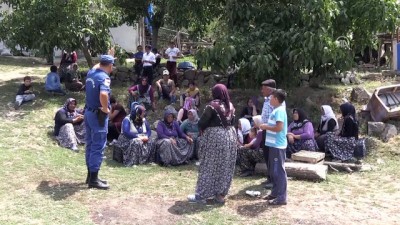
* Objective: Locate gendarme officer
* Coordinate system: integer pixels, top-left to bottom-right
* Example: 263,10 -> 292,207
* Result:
84,55 -> 114,190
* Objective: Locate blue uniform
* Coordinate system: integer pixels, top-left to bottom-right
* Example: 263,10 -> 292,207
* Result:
85,68 -> 111,173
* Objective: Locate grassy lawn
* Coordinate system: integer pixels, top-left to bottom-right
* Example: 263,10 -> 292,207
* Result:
0,56 -> 399,225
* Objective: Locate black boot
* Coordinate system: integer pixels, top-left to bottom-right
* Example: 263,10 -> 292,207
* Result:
86,170 -> 107,184
88,172 -> 109,190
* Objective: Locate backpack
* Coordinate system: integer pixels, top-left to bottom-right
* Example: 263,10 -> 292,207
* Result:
354,138 -> 367,159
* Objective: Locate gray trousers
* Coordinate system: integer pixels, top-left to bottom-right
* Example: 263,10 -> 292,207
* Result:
268,147 -> 287,202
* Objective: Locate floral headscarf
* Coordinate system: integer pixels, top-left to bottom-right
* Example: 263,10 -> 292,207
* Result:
63,98 -> 78,118
188,109 -> 199,125
130,102 -> 146,126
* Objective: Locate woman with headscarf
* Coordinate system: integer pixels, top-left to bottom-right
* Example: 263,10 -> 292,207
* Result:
286,108 -> 318,158
177,97 -> 196,124
188,84 -> 236,204
155,108 -> 194,166
54,98 -> 85,152
180,109 -> 200,159
115,102 -> 153,166
240,97 -> 260,125
237,115 -> 266,177
128,77 -> 155,111
325,102 -> 359,161
315,105 -> 339,151
237,118 -> 252,145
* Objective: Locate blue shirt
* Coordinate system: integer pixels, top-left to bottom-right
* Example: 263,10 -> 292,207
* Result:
261,96 -> 286,124
265,105 -> 288,149
85,68 -> 111,109
45,72 -> 61,91
134,51 -> 143,60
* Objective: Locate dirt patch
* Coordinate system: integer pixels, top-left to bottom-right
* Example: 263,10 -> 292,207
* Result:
91,196 -> 182,225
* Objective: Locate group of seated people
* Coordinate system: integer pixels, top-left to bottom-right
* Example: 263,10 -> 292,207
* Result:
45,64 -> 84,95
236,100 -> 360,177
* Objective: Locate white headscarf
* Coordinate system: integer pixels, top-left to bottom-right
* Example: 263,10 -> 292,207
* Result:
252,115 -> 262,128
239,118 -> 251,135
321,105 -> 339,131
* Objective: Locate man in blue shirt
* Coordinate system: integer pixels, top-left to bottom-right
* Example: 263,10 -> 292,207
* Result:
133,45 -> 144,77
45,65 -> 66,95
260,89 -> 288,206
84,55 -> 114,190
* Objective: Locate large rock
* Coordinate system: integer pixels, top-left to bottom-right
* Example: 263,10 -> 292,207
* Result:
116,66 -> 130,73
0,49 -> 12,56
360,72 -> 381,80
381,124 -> 397,142
181,79 -> 189,87
351,87 -> 371,103
368,122 -> 386,136
382,70 -> 396,78
184,70 -> 197,81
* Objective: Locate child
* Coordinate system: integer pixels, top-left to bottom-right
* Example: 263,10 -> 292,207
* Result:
15,76 -> 36,109
243,127 -> 258,149
260,89 -> 288,205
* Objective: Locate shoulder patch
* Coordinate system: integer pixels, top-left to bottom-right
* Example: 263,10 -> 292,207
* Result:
103,78 -> 111,87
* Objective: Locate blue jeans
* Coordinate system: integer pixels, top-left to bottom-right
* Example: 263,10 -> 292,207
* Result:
268,147 -> 287,202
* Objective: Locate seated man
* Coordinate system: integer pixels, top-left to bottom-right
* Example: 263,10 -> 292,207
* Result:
156,70 -> 176,104
45,65 -> 66,95
128,77 -> 156,111
65,63 -> 84,92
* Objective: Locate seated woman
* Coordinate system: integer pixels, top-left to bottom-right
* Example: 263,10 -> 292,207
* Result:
180,81 -> 200,107
108,96 -> 127,143
237,118 -> 252,145
128,77 -> 155,111
325,102 -> 359,162
237,116 -> 265,177
54,98 -> 85,152
240,97 -> 259,125
115,102 -> 154,166
180,109 -> 200,159
315,105 -> 339,151
155,108 -> 194,166
286,108 -> 318,158
177,97 -> 196,124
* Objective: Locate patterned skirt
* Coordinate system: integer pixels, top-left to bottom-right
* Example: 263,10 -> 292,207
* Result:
56,122 -> 85,149
237,147 -> 264,172
116,135 -> 155,167
155,138 -> 194,166
325,132 -> 356,161
286,139 -> 319,158
195,126 -> 237,199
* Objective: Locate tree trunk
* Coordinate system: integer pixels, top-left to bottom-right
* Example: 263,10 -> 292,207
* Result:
152,26 -> 160,49
46,46 -> 54,65
80,38 -> 94,68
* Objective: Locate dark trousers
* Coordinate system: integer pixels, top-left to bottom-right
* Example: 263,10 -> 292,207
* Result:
268,147 -> 287,202
107,123 -> 120,141
166,61 -> 178,85
261,130 -> 271,181
134,62 -> 143,76
142,66 -> 154,84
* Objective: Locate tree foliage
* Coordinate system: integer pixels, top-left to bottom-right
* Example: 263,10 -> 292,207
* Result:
197,0 -> 400,88
0,0 -> 121,67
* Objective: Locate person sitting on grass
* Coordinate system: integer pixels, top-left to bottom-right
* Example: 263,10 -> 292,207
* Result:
15,76 -> 36,109
54,98 -> 85,152
286,108 -> 318,158
45,65 -> 67,95
65,63 -> 84,92
155,70 -> 176,104
107,96 -> 127,144
315,105 -> 339,151
115,102 -> 154,167
128,77 -> 155,111
180,109 -> 200,159
180,81 -> 200,107
154,108 -> 194,166
177,97 -> 197,124
237,116 -> 265,177
237,118 -> 252,145
260,89 -> 288,206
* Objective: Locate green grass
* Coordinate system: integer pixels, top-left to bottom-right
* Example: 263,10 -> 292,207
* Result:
0,57 -> 399,224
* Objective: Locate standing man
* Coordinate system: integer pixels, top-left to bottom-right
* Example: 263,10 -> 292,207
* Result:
142,45 -> 156,84
84,55 -> 114,190
260,79 -> 277,189
133,45 -> 144,77
164,41 -> 182,85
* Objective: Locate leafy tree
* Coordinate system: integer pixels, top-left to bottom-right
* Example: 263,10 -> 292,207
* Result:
0,0 -> 121,67
113,0 -> 224,48
197,0 -> 399,88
